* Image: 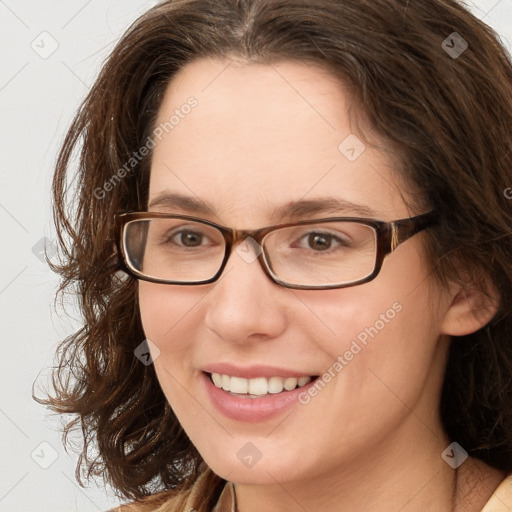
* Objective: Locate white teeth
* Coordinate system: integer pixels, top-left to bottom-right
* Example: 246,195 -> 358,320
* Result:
298,376 -> 311,387
230,376 -> 248,394
283,377 -> 298,391
211,372 -> 223,388
211,373 -> 313,396
268,376 -> 284,394
221,374 -> 231,391
248,377 -> 267,396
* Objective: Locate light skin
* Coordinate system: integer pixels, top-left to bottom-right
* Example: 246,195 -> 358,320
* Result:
138,58 -> 504,511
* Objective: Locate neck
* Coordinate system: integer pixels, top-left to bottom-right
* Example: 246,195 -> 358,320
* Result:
233,420 -> 504,512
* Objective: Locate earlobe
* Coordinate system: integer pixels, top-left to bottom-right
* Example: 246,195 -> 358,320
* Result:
440,281 -> 500,337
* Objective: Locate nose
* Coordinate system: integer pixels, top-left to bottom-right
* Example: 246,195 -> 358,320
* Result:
204,240 -> 288,345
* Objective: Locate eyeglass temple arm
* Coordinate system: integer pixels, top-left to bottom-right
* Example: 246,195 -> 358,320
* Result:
389,212 -> 437,251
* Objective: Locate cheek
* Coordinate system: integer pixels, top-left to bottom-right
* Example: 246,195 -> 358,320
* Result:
299,245 -> 446,402
138,283 -> 200,364
287,288 -> 446,469
138,283 -> 206,421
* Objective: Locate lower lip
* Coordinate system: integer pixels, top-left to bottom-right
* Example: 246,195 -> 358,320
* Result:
201,372 -> 318,422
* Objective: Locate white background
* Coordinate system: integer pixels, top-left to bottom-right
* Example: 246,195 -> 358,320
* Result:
0,1 -> 511,510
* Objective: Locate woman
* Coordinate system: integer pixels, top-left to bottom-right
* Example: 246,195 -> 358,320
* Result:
40,0 -> 512,510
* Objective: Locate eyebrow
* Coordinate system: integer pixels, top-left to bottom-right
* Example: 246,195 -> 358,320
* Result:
149,193 -> 214,215
148,192 -> 378,221
269,197 -> 377,221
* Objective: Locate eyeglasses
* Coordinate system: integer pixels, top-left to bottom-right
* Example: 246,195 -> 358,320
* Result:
114,211 -> 437,290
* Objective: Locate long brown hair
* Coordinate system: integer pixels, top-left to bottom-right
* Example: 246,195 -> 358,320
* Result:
37,0 -> 512,501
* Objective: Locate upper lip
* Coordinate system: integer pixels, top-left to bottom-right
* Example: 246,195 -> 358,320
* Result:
202,363 -> 316,379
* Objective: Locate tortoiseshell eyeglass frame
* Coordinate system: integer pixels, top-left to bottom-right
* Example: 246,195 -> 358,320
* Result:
114,211 -> 437,290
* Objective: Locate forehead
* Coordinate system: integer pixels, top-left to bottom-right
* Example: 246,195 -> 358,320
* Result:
148,58 -> 409,226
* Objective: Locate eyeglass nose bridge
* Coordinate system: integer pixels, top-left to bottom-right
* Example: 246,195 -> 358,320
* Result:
213,226 -> 279,285
222,225 -> 274,245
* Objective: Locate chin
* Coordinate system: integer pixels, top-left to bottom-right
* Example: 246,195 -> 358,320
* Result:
211,460 -> 297,485
199,441 -> 308,485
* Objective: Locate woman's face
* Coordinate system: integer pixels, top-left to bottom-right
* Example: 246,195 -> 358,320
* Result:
139,58 -> 453,486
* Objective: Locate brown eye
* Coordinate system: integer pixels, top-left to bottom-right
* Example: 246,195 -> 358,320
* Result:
307,233 -> 333,251
174,230 -> 204,247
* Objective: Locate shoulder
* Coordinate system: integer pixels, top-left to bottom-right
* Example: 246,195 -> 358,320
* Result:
109,466 -> 226,512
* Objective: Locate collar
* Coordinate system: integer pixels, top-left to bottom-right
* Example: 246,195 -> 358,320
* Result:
212,481 -> 236,512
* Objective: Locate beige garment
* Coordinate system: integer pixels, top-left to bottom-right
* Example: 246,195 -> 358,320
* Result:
481,473 -> 512,511
113,469 -> 512,512
111,466 -> 233,512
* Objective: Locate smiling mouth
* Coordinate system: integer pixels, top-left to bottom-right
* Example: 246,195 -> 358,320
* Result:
207,372 -> 319,398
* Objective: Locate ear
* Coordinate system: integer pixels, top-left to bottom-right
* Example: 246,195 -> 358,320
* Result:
440,278 -> 500,336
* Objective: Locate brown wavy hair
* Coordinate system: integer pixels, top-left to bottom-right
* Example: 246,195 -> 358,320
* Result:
36,0 -> 512,502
